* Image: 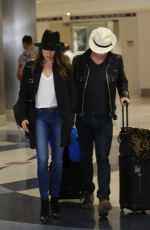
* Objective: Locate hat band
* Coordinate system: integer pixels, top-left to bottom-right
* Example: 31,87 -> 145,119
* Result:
42,42 -> 60,46
93,39 -> 112,48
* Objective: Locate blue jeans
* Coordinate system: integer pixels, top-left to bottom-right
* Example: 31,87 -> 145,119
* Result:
36,108 -> 64,200
76,113 -> 112,199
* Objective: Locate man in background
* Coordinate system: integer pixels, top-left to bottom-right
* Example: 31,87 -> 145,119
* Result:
17,35 -> 38,81
16,35 -> 38,140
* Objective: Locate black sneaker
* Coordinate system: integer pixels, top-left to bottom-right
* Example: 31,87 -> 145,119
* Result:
40,200 -> 49,223
50,197 -> 61,218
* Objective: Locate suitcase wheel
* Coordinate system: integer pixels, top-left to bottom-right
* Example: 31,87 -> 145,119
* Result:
132,210 -> 137,215
141,210 -> 146,214
132,210 -> 146,215
120,209 -> 124,216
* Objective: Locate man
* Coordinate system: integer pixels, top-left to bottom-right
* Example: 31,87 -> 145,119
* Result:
16,35 -> 38,140
73,27 -> 129,217
17,35 -> 38,81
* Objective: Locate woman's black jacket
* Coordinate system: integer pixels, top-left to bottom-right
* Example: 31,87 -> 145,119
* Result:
17,61 -> 75,148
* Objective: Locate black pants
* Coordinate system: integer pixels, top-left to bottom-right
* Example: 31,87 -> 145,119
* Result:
76,113 -> 112,199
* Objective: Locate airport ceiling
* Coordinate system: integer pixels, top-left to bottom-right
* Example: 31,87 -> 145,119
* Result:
36,0 -> 150,16
36,0 -> 91,3
36,0 -> 150,9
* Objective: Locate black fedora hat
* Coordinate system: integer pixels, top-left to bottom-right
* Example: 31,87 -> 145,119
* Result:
35,30 -> 63,51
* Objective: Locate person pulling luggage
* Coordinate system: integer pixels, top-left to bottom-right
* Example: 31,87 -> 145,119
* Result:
73,27 -> 129,217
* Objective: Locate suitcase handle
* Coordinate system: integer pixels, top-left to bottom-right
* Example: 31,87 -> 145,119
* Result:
122,102 -> 129,128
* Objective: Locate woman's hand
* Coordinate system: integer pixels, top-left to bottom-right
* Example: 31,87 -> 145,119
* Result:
21,119 -> 30,132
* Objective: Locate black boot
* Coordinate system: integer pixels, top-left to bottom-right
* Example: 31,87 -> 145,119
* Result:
50,197 -> 61,218
40,200 -> 49,223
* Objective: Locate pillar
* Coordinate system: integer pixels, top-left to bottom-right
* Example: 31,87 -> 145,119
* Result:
1,0 -> 36,122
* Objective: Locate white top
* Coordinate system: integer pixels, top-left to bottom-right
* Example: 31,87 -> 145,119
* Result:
35,72 -> 57,108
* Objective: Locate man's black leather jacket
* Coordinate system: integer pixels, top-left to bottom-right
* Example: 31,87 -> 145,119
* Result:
72,49 -> 129,120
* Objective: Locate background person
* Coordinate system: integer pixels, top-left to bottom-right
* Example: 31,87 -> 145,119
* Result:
17,35 -> 38,81
16,35 -> 38,139
73,27 -> 129,217
63,43 -> 75,63
16,30 -> 75,221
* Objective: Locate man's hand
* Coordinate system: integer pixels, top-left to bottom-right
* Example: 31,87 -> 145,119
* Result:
120,97 -> 130,106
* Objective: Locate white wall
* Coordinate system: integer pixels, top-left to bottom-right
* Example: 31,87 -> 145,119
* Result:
119,17 -> 140,96
137,11 -> 150,94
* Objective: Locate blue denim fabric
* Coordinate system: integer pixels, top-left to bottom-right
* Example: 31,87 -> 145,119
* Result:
76,113 -> 112,199
35,108 -> 64,200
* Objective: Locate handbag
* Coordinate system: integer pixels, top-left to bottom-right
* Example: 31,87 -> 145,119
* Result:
13,63 -> 34,126
49,128 -> 81,162
13,100 -> 21,126
68,128 -> 80,162
118,104 -> 150,160
119,127 -> 150,160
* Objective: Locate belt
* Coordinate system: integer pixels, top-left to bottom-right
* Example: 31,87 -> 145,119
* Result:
36,106 -> 58,110
46,106 -> 58,109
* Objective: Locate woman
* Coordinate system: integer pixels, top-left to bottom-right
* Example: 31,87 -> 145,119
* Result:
17,30 -> 75,221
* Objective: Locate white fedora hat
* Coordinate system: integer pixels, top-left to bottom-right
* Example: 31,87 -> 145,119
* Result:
89,27 -> 117,54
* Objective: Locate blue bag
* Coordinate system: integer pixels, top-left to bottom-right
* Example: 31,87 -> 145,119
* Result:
49,128 -> 81,162
68,128 -> 80,162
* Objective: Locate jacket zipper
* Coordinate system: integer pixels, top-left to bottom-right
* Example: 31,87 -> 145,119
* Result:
106,64 -> 112,115
81,64 -> 89,114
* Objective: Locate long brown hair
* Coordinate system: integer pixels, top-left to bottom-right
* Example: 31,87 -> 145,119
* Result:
34,49 -> 72,79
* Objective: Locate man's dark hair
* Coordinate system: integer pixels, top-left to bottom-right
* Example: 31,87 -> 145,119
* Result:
22,35 -> 32,45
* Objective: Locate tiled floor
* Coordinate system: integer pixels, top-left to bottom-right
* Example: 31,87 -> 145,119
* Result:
0,97 -> 150,230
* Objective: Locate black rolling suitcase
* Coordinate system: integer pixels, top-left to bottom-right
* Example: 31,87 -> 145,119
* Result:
118,103 -> 150,213
59,147 -> 82,199
60,128 -> 82,199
